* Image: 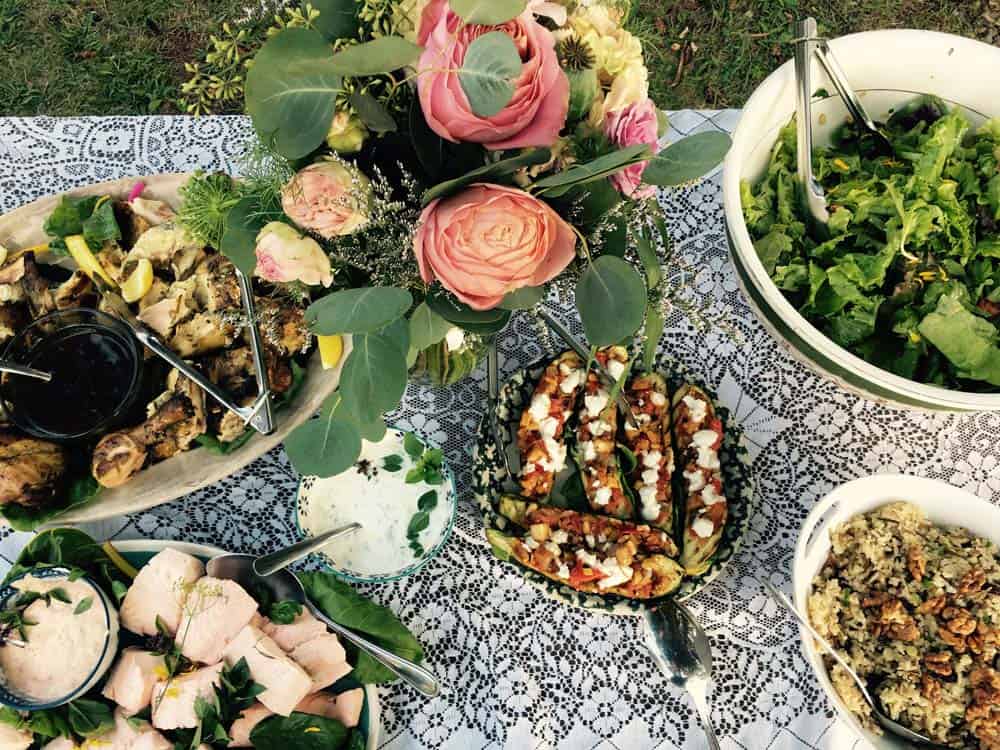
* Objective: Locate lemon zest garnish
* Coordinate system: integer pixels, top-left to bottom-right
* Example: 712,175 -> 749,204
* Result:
304,727 -> 322,734
832,158 -> 850,171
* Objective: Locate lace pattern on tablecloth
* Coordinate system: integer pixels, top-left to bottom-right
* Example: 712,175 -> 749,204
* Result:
1,111 -> 994,750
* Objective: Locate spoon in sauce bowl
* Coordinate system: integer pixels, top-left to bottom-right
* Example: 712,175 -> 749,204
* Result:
0,363 -> 51,382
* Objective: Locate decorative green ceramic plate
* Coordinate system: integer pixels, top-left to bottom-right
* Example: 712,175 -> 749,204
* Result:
472,352 -> 756,614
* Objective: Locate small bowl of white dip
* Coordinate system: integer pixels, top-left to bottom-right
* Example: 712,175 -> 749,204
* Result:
0,566 -> 119,710
297,427 -> 458,582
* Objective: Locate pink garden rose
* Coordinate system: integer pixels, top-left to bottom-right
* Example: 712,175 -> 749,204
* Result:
416,2 -> 569,150
255,222 -> 333,287
281,161 -> 370,239
413,183 -> 576,310
604,97 -> 661,199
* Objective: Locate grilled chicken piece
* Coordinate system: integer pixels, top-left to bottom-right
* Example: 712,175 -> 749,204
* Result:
91,394 -> 193,488
193,254 -> 240,313
20,253 -> 55,317
137,277 -> 197,337
138,277 -> 169,311
96,243 -> 126,283
170,311 -> 235,357
54,270 -> 96,309
256,297 -> 310,357
0,304 -> 28,344
114,198 -> 175,251
0,256 -> 26,287
0,433 -> 67,506
146,371 -> 207,461
127,225 -> 205,281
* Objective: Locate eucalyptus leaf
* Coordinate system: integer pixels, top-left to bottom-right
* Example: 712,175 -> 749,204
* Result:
245,28 -> 343,159
310,0 -> 359,42
533,145 -> 651,197
636,233 -> 662,289
426,288 -> 511,334
458,31 -> 520,118
642,131 -> 731,187
499,286 -> 545,310
422,148 -> 550,205
350,92 -> 397,134
643,303 -> 664,371
330,37 -> 423,77
450,0 -> 527,24
409,301 -> 452,353
220,197 -> 266,276
305,287 -> 412,335
339,332 -> 409,424
284,410 -> 361,478
576,256 -> 646,346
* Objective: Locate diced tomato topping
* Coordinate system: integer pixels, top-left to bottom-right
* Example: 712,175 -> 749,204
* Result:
569,561 -> 604,586
708,418 -> 723,449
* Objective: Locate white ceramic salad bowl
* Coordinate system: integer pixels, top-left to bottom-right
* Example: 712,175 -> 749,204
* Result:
723,29 -> 1000,411
791,474 -> 1000,749
0,175 -> 349,525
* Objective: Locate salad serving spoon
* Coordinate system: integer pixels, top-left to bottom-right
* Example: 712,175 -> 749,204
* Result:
642,600 -> 721,750
252,523 -> 362,577
762,579 -> 950,749
792,17 -> 831,230
206,553 -> 442,698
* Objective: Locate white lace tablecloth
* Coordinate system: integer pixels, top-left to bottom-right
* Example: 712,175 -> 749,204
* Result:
1,111 -> 993,750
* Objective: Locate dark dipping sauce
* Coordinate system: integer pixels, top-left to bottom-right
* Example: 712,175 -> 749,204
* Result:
4,319 -> 142,440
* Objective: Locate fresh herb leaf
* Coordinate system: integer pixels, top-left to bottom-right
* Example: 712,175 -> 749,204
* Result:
74,597 -> 93,615
417,490 -> 438,512
48,587 -> 72,604
250,713 -> 350,750
407,511 -> 430,537
268,600 -> 304,625
382,454 -> 404,472
403,432 -> 424,458
66,699 -> 114,738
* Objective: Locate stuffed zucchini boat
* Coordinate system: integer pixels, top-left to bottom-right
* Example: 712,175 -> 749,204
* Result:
517,351 -> 586,500
488,496 -> 682,598
671,384 -> 728,575
574,346 -> 633,519
622,372 -> 674,532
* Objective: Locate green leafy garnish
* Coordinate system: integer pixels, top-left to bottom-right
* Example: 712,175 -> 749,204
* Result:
382,454 -> 404,472
73,597 -> 94,615
268,600 -> 304,625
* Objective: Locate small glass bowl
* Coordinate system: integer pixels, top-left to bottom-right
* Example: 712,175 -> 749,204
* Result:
0,566 -> 120,711
296,426 -> 458,583
0,308 -> 144,441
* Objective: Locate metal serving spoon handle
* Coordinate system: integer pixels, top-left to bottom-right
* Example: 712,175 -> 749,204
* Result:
486,337 -> 514,482
253,523 -> 362,576
0,363 -> 51,382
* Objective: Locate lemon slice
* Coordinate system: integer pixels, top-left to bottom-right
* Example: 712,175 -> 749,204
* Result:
318,334 -> 344,369
65,234 -> 115,286
120,258 -> 153,303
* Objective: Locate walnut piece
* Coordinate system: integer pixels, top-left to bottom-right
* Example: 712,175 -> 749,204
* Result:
917,595 -> 947,615
869,598 -> 920,642
907,545 -> 926,581
966,667 -> 1000,750
921,673 -> 941,703
958,569 -> 987,597
943,606 -> 978,636
924,652 -> 953,677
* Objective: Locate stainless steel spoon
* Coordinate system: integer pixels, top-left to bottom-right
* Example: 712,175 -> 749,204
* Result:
0,363 -> 51,382
253,523 -> 362,577
793,17 -> 830,229
814,39 -> 894,156
206,553 -> 441,698
642,600 -> 721,750
762,580 -> 950,749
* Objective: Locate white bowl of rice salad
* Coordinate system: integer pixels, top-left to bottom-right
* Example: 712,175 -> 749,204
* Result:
792,475 -> 1000,749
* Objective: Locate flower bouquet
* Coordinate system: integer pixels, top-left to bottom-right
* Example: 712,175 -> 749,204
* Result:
178,0 -> 730,476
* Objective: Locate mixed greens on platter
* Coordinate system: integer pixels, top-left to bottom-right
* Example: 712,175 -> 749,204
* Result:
742,95 -> 1000,390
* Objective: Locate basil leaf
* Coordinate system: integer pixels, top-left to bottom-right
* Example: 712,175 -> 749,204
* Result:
417,490 -> 438,512
407,511 -> 430,537
251,713 -> 349,750
74,597 -> 94,615
268,600 -> 304,625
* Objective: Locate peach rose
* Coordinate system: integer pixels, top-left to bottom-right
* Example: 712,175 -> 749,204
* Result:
604,97 -> 660,199
413,184 -> 576,310
416,2 -> 569,150
280,161 -> 370,239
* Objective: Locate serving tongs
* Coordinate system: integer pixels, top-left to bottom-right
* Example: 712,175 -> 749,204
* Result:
90,269 -> 275,436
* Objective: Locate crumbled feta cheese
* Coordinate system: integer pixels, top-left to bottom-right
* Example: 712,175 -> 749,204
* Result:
650,391 -> 666,407
523,537 -> 539,551
589,420 -> 612,437
521,462 -> 538,476
444,327 -> 466,351
639,485 -> 659,520
696,446 -> 720,471
684,469 -> 706,492
636,413 -> 652,425
641,468 -> 659,485
584,534 -> 596,548
551,529 -> 569,545
559,367 -> 584,394
683,394 -> 708,423
596,533 -> 606,544
539,416 -> 560,439
596,557 -> 633,590
529,393 -> 551,422
691,429 -> 718,448
691,516 -> 715,538
607,359 -> 626,381
584,390 -> 609,416
701,484 -> 725,506
580,441 -> 597,462
539,439 -> 567,472
544,541 -> 562,556
576,548 -> 599,567
691,430 -> 720,470
593,487 -> 612,506
557,564 -> 570,580
642,450 -> 662,469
